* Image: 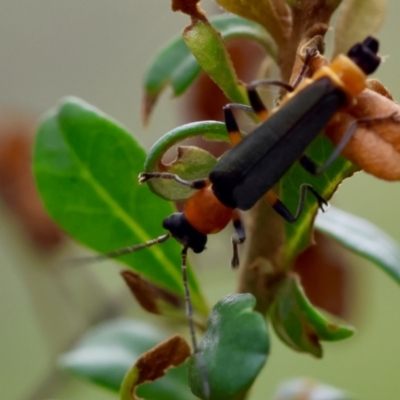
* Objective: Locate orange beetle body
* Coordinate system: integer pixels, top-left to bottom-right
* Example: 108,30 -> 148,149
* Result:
185,185 -> 234,235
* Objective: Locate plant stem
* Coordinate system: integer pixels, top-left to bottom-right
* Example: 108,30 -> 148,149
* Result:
236,199 -> 287,315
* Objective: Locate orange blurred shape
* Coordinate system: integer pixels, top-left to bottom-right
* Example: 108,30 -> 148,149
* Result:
294,232 -> 351,318
0,112 -> 64,252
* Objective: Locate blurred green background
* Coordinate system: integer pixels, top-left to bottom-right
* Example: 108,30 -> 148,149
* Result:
1,1 -> 400,399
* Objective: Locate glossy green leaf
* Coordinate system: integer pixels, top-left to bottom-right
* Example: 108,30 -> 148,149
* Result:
281,135 -> 357,265
143,14 -> 276,122
33,97 -> 208,315
183,19 -> 248,107
333,0 -> 387,56
274,378 -> 354,400
143,121 -> 229,200
270,274 -> 354,357
60,319 -> 196,400
188,294 -> 270,400
315,206 -> 400,285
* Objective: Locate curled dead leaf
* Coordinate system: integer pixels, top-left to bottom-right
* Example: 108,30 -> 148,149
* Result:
326,88 -> 400,181
121,270 -> 183,315
291,43 -> 400,181
123,335 -> 191,400
136,335 -> 190,382
367,78 -> 394,100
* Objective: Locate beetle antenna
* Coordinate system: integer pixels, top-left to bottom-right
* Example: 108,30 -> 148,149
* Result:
181,247 -> 210,398
69,233 -> 170,265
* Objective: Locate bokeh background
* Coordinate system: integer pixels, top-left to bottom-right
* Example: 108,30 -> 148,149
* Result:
1,1 -> 400,399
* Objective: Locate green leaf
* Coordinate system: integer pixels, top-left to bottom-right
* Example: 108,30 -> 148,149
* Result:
281,135 -> 357,265
60,319 -> 196,400
183,19 -> 248,107
143,14 -> 276,122
333,0 -> 387,56
33,97 -> 208,315
274,378 -> 354,400
188,294 -> 270,400
315,206 -> 400,285
270,274 -> 354,358
143,121 -> 229,201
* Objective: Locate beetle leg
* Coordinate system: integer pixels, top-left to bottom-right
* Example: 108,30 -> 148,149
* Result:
298,154 -> 319,175
224,79 -> 295,146
224,81 -> 296,146
245,47 -> 316,112
292,45 -> 320,88
223,103 -> 253,146
138,172 -> 208,189
264,184 -> 328,223
247,80 -> 294,116
247,79 -> 294,93
231,211 -> 245,268
246,79 -> 294,121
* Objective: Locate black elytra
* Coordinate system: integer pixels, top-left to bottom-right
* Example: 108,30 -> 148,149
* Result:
209,37 -> 380,211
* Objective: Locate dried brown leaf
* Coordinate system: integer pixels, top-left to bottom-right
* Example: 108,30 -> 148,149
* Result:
136,335 -> 190,382
326,88 -> 400,180
128,335 -> 191,400
121,270 -> 182,315
367,78 -> 393,100
298,48 -> 400,181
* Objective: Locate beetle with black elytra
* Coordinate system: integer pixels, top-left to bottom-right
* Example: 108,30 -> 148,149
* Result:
88,37 -> 392,399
